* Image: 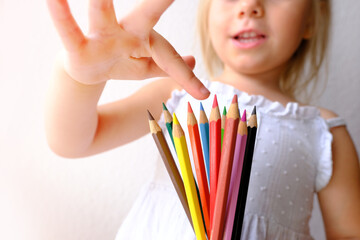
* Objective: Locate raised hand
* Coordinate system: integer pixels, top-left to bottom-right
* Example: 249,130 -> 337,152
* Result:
47,0 -> 209,99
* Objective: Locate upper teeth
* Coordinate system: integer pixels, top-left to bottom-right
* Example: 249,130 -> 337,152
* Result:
239,32 -> 257,38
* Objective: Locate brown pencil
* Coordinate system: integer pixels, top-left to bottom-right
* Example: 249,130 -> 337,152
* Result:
147,110 -> 193,229
211,95 -> 240,240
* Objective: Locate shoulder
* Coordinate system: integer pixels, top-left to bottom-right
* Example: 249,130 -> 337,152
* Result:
317,107 -> 339,120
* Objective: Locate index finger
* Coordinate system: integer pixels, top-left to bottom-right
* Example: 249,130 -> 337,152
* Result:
120,0 -> 174,38
150,31 -> 210,100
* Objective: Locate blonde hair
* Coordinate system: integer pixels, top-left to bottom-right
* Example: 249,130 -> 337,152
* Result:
197,0 -> 330,100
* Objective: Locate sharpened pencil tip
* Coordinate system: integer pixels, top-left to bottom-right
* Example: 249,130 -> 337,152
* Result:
231,94 -> 238,104
241,110 -> 247,121
200,102 -> 204,112
212,94 -> 218,108
147,110 -> 155,120
173,113 -> 179,125
162,102 -> 168,111
252,106 -> 256,115
222,106 -> 227,116
187,102 -> 193,113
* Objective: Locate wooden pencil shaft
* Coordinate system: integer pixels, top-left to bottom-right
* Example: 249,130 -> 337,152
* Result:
173,116 -> 207,240
223,119 -> 247,240
199,103 -> 210,186
188,103 -> 210,234
199,122 -> 210,184
188,117 -> 210,234
211,117 -> 239,240
162,104 -> 176,150
209,98 -> 221,230
232,125 -> 257,240
147,113 -> 193,227
163,108 -> 173,124
199,109 -> 209,124
152,131 -> 193,227
211,97 -> 240,240
209,118 -> 221,230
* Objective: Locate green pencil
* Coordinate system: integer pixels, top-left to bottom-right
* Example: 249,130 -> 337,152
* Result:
221,106 -> 227,150
162,103 -> 175,150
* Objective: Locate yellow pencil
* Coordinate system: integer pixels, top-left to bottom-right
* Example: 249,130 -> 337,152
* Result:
173,113 -> 206,240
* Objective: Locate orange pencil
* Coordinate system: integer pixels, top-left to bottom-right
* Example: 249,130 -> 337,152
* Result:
209,94 -> 221,230
211,95 -> 240,240
187,102 -> 210,235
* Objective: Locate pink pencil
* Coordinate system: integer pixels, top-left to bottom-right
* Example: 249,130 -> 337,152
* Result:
223,110 -> 248,240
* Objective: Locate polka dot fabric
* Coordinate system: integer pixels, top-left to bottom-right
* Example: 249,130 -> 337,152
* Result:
116,80 -> 344,240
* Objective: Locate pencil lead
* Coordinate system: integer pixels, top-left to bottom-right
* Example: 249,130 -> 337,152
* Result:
241,110 -> 247,122
222,106 -> 227,116
252,106 -> 257,115
187,102 -> 194,113
147,110 -> 155,120
231,94 -> 238,104
162,102 -> 168,111
200,102 -> 205,112
173,113 -> 180,125
212,94 -> 218,108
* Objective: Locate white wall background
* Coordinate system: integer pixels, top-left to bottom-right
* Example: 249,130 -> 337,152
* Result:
0,0 -> 359,239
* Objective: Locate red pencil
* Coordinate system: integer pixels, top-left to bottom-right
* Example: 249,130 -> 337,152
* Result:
187,102 -> 210,235
209,95 -> 221,231
211,95 -> 240,240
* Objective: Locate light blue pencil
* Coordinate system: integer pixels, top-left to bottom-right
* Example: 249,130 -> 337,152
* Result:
199,102 -> 210,186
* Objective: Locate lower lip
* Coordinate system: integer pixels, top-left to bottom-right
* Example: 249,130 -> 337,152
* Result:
231,37 -> 266,49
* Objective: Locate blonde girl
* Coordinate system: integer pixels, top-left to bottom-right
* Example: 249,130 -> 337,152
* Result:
46,0 -> 360,239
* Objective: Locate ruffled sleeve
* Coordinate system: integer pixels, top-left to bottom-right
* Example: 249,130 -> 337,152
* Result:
315,117 -> 346,192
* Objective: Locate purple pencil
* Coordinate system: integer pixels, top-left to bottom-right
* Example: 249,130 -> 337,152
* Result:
223,110 -> 248,240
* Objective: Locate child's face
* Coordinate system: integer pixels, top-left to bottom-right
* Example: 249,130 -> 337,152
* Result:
208,0 -> 313,77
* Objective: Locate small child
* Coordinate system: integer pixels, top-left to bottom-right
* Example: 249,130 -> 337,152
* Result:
46,0 -> 360,239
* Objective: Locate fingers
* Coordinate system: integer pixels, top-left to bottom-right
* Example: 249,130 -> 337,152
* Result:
47,0 -> 86,52
88,0 -> 117,32
182,56 -> 196,71
130,56 -> 196,79
120,0 -> 174,38
149,31 -> 210,100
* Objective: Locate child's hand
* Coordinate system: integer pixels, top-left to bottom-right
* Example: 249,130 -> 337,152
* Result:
47,0 -> 209,99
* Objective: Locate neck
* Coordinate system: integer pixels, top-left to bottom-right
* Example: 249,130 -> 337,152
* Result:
213,66 -> 296,105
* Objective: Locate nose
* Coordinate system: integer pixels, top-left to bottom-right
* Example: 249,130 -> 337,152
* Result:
238,0 -> 264,18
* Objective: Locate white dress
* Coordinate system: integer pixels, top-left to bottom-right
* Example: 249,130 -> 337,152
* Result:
115,80 -> 345,240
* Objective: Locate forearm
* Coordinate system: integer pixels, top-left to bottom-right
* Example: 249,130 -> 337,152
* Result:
45,57 -> 106,158
330,238 -> 360,240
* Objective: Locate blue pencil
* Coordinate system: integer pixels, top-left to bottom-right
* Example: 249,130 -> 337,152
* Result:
199,102 -> 210,186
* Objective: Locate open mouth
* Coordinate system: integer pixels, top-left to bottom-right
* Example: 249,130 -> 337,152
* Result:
233,31 -> 266,43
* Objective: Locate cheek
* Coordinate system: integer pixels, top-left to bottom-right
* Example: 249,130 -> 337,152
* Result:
270,12 -> 309,54
208,4 -> 233,52
208,12 -> 225,52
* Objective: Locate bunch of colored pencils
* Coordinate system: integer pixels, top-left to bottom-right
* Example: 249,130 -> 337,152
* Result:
147,94 -> 258,240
